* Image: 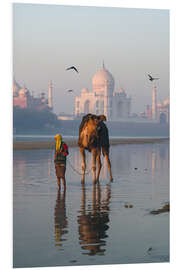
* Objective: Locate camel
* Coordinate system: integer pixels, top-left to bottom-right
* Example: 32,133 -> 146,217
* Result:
78,113 -> 113,183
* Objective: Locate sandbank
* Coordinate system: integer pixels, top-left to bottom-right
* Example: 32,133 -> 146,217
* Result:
13,137 -> 169,151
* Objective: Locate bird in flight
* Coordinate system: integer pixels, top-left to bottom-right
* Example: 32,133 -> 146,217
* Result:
67,89 -> 74,93
66,66 -> 79,73
148,74 -> 159,81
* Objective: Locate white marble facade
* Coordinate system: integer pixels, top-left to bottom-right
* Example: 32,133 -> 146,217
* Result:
75,64 -> 131,121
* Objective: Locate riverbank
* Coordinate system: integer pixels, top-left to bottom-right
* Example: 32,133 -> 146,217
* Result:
13,137 -> 169,151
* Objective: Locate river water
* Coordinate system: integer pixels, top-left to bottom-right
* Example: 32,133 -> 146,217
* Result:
13,142 -> 169,267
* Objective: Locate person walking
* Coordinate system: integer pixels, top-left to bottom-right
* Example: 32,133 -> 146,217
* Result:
54,134 -> 69,190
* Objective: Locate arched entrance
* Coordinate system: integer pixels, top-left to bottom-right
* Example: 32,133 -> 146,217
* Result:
84,100 -> 90,114
117,101 -> 123,118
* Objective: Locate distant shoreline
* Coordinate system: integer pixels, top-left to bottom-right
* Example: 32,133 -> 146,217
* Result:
13,137 -> 169,151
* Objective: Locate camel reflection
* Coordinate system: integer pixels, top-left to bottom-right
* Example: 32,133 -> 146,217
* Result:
54,190 -> 68,247
78,183 -> 111,256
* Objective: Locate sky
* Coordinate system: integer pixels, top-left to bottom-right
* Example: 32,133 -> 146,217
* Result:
13,3 -> 169,115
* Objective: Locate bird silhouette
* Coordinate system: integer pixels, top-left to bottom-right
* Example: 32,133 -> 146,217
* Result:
67,89 -> 74,93
148,74 -> 159,81
66,66 -> 79,73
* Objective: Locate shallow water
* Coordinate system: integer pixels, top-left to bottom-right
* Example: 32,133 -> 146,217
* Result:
13,142 -> 169,267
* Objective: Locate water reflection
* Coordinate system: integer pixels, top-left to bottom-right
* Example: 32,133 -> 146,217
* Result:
13,150 -> 53,180
13,142 -> 169,267
54,190 -> 68,248
13,143 -> 169,183
150,143 -> 169,201
70,143 -> 169,181
77,183 -> 111,256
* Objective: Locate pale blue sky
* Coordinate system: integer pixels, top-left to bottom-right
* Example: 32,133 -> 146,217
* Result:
13,3 -> 169,114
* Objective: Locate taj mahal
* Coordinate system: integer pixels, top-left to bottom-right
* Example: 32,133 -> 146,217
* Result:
13,63 -> 169,123
75,63 -> 131,121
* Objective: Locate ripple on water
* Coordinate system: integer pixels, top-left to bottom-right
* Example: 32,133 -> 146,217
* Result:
13,143 -> 169,267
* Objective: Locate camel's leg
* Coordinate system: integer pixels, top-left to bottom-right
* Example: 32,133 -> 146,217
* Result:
92,148 -> 97,183
80,147 -> 86,183
96,148 -> 102,182
104,153 -> 113,181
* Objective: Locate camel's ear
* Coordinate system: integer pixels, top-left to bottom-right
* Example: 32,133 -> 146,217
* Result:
98,115 -> 107,122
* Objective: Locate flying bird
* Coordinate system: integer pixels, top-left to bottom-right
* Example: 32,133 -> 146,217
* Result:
66,66 -> 79,73
148,74 -> 159,81
67,89 -> 74,93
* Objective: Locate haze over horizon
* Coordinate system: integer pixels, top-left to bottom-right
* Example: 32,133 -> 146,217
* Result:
13,3 -> 169,115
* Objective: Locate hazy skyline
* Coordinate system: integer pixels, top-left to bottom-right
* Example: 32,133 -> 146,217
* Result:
13,3 -> 169,115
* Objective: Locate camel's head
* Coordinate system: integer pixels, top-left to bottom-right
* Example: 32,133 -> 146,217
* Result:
79,114 -> 106,150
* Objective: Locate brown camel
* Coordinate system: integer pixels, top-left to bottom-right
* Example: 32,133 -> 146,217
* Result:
78,114 -> 113,183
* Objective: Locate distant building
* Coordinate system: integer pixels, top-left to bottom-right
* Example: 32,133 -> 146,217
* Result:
75,63 -> 131,121
146,104 -> 152,119
157,97 -> 169,123
13,79 -> 53,111
146,97 -> 169,123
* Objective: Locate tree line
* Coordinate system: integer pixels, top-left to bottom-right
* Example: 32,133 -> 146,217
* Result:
13,107 -> 61,133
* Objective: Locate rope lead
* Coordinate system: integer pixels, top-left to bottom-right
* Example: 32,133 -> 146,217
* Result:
67,159 -> 92,175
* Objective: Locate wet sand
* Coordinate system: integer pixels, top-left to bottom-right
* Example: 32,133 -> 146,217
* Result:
13,142 -> 169,267
13,137 -> 169,150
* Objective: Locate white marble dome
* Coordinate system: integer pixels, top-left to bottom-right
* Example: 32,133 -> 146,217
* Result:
92,65 -> 114,94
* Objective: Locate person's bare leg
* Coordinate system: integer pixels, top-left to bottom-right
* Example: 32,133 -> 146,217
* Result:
62,177 -> 66,191
57,178 -> 61,190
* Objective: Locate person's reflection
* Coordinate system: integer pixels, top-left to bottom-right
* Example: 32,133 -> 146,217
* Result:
77,183 -> 111,256
54,189 -> 68,247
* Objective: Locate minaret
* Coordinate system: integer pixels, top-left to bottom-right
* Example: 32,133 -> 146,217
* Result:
103,60 -> 105,69
48,80 -> 53,110
152,84 -> 157,120
103,61 -> 113,121
103,62 -> 109,120
104,83 -> 113,121
104,84 -> 108,119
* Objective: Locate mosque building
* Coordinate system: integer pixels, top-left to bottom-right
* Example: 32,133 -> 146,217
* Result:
75,63 -> 131,121
13,79 -> 53,111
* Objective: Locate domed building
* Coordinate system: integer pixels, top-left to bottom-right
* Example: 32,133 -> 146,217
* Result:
75,63 -> 131,121
13,79 -> 22,97
13,79 -> 53,111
